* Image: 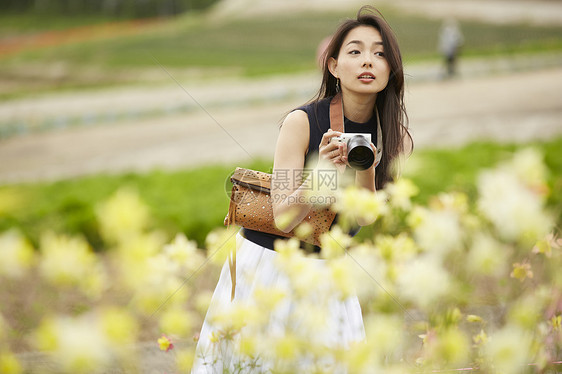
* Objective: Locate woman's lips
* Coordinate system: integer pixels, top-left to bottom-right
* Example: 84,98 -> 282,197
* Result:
358,72 -> 375,81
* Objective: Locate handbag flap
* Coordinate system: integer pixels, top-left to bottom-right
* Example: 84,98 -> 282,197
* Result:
231,167 -> 271,193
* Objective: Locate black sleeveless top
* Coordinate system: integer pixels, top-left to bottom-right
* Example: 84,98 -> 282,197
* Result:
242,96 -> 379,251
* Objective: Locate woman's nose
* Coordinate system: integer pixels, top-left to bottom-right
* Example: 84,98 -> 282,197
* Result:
362,57 -> 373,67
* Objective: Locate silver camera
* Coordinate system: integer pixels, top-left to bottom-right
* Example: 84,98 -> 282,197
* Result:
330,133 -> 374,170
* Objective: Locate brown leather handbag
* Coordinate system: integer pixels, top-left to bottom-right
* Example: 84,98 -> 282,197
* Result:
224,167 -> 336,246
223,94 -> 346,247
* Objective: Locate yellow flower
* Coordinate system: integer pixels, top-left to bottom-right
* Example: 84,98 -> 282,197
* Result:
238,335 -> 258,357
0,230 -> 34,279
397,255 -> 451,309
343,341 -> 378,373
550,315 -> 561,331
210,302 -> 262,333
466,233 -> 509,277
466,314 -> 484,323
157,334 -> 174,352
34,317 -> 58,352
426,329 -> 470,367
209,330 -> 220,344
364,314 -> 404,358
510,262 -> 533,282
254,286 -> 287,311
532,232 -> 560,257
100,308 -> 138,347
413,207 -> 462,255
484,325 -> 532,374
329,257 -> 354,299
159,307 -> 192,338
347,244 -> 390,303
294,222 -> 314,242
163,233 -> 204,272
35,314 -> 112,372
112,232 -> 165,291
320,226 -> 352,259
175,348 -> 195,372
429,192 -> 469,215
0,351 -> 22,374
96,187 -> 150,244
274,333 -> 299,360
386,178 -> 419,210
507,295 -> 542,330
477,167 -> 552,245
334,186 -> 387,226
375,233 -> 417,263
39,232 -> 105,297
507,147 -> 548,191
473,329 -> 488,346
205,226 -> 237,265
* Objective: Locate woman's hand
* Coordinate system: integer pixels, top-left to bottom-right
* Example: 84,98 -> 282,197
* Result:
318,129 -> 348,173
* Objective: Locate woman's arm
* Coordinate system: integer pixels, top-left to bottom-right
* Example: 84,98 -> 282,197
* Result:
272,110 -> 344,233
271,110 -> 313,233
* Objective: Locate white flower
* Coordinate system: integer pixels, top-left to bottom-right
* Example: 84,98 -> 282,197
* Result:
163,233 -> 200,267
37,314 -> 112,373
347,244 -> 391,303
466,233 -> 510,277
364,314 -> 404,359
0,230 -> 34,279
478,169 -> 552,244
413,207 -> 462,256
333,186 -> 388,226
385,178 -> 419,210
205,227 -> 238,265
485,325 -> 532,373
95,187 -> 150,244
397,254 -> 451,309
39,232 -> 106,297
320,226 -> 352,259
504,147 -> 548,190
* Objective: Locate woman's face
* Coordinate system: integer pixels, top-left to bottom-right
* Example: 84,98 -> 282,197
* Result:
329,26 -> 391,97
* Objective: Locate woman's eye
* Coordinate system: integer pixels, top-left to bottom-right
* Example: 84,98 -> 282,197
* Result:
349,50 -> 360,55
375,52 -> 385,57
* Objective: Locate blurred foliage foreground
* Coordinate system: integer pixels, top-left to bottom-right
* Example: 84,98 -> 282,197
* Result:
0,147 -> 561,373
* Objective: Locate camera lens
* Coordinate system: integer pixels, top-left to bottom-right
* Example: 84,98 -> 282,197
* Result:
347,135 -> 374,170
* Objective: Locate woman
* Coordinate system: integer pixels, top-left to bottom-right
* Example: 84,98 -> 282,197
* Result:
192,6 -> 412,373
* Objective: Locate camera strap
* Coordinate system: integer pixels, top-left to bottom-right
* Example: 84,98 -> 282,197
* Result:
329,93 -> 383,167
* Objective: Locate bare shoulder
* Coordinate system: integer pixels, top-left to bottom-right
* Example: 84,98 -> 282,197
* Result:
277,109 -> 309,149
274,109 -> 310,169
281,109 -> 309,133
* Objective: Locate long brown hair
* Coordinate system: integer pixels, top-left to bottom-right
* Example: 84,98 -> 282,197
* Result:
315,6 -> 412,189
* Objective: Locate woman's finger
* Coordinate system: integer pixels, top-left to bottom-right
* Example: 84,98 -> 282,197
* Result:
320,130 -> 343,146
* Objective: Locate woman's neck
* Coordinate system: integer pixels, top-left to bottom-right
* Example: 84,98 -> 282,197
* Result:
341,91 -> 377,123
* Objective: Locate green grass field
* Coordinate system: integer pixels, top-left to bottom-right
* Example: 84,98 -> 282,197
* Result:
1,138 -> 560,250
1,8 -> 561,99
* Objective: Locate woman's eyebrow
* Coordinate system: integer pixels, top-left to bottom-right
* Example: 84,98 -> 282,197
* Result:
346,40 -> 384,46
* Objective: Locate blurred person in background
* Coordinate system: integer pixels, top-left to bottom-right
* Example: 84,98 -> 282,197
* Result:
439,17 -> 464,78
192,5 -> 412,373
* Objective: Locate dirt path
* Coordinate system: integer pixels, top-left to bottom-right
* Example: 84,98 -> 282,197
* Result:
214,0 -> 562,26
1,62 -> 561,185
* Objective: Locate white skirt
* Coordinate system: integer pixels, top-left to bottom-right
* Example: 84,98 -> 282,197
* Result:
191,233 -> 365,373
